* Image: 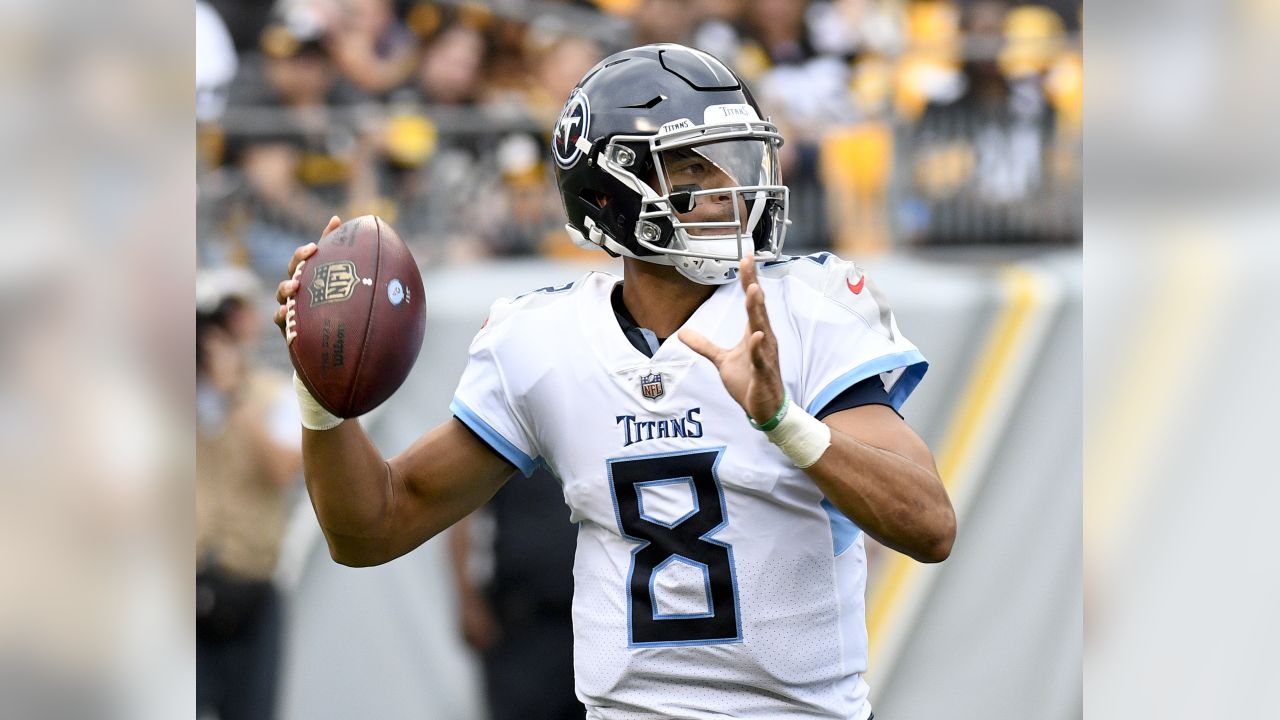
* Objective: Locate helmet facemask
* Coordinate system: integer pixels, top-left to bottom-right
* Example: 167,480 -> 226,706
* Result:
599,119 -> 790,285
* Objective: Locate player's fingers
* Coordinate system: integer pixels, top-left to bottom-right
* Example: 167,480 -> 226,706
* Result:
747,327 -> 762,366
738,256 -> 757,294
275,277 -> 299,305
286,242 -> 318,279
745,282 -> 773,337
678,328 -> 724,365
320,214 -> 342,240
283,260 -> 309,305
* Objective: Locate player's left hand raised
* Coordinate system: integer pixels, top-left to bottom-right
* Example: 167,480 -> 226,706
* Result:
679,257 -> 786,425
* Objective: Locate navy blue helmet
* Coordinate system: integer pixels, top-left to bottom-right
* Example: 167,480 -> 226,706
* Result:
553,44 -> 790,285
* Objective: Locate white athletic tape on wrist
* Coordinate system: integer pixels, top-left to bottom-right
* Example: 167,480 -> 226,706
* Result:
294,372 -> 343,431
765,401 -> 831,468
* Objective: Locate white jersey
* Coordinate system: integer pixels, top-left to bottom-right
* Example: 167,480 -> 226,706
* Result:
451,253 -> 926,720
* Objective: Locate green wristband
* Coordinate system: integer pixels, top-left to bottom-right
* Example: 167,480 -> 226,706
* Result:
748,390 -> 790,432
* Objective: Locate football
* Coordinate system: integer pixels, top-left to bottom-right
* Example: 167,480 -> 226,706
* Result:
289,215 -> 426,418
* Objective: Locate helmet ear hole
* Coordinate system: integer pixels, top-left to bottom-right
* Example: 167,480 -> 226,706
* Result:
576,189 -> 608,210
568,191 -> 606,232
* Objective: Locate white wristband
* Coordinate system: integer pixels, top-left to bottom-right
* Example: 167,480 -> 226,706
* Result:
293,372 -> 344,431
765,401 -> 832,469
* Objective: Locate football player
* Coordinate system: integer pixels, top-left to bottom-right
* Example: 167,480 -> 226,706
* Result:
273,44 -> 955,720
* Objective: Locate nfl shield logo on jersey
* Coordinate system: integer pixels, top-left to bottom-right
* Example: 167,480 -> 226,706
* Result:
640,372 -> 664,400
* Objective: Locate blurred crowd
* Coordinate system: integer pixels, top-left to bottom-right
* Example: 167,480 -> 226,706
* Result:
197,0 -> 1082,279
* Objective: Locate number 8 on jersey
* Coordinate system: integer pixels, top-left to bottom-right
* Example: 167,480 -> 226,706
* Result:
608,448 -> 742,647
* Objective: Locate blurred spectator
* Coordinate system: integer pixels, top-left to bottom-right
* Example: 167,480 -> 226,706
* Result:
905,2 -> 1072,243
385,26 -> 599,262
746,0 -> 816,64
196,269 -> 302,720
524,33 -> 604,128
449,468 -> 582,720
479,133 -> 565,257
195,266 -> 281,360
223,7 -> 384,274
378,20 -> 491,262
628,0 -> 701,46
483,17 -> 538,103
892,0 -> 967,122
324,0 -> 421,97
416,22 -> 487,105
1002,4 -> 1079,134
694,0 -> 868,76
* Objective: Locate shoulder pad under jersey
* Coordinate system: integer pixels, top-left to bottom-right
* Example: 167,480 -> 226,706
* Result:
760,253 -> 898,342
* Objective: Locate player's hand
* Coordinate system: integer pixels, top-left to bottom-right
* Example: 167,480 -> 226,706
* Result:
679,257 -> 786,425
273,215 -> 341,344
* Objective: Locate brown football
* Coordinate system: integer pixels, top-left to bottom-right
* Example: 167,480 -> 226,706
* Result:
289,215 -> 425,418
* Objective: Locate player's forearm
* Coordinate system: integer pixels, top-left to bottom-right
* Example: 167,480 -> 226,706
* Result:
805,431 -> 955,563
301,420 -> 395,540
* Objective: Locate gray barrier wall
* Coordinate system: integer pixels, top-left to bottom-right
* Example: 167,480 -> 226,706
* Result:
276,250 -> 1081,720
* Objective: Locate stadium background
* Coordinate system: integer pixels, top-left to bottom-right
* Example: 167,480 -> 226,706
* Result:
196,1 -> 1081,718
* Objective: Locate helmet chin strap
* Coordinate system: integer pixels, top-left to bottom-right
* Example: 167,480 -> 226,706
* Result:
570,217 -> 678,266
566,218 -> 738,285
672,255 -> 739,285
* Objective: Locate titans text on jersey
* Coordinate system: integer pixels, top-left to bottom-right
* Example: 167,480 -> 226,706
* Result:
617,408 -> 704,447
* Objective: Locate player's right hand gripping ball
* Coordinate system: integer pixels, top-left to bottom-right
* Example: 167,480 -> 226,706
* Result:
288,215 -> 425,417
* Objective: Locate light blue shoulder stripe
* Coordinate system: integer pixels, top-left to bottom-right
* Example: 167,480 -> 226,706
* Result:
805,349 -> 928,416
450,397 -> 539,478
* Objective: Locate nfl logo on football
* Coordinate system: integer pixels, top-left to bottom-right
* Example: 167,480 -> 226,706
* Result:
640,372 -> 664,400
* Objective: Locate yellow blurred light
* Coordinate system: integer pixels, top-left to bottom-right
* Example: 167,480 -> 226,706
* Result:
913,141 -> 976,198
734,43 -> 771,82
850,57 -> 893,112
502,163 -> 546,188
999,5 -> 1066,77
821,123 -> 894,193
384,113 -> 438,168
297,152 -> 350,186
906,0 -> 961,49
458,2 -> 494,31
260,24 -> 301,60
1046,50 -> 1083,133
893,53 -> 960,121
593,0 -> 643,15
196,124 -> 225,169
407,3 -> 441,39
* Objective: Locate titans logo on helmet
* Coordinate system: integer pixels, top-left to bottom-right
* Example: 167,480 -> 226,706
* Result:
554,88 -> 591,169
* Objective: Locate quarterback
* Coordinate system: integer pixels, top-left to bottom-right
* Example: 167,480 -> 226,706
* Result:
273,45 -> 955,720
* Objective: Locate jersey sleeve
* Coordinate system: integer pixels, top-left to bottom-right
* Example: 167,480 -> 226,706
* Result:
788,256 -> 928,416
450,298 -> 541,478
